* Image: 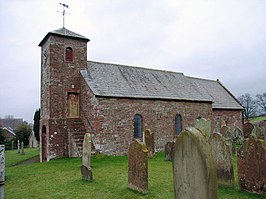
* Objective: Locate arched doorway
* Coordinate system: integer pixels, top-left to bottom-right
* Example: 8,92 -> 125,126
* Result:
41,125 -> 47,162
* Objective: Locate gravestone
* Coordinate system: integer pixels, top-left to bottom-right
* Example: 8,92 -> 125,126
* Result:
252,126 -> 265,140
81,133 -> 93,181
195,118 -> 211,137
165,141 -> 174,161
173,127 -> 218,199
17,140 -> 20,154
238,134 -> 266,195
0,145 -> 4,199
128,139 -> 148,193
233,127 -> 244,145
21,142 -> 25,155
223,128 -> 236,154
265,131 -> 266,147
220,126 -> 230,136
243,122 -> 254,138
144,129 -> 155,158
11,140 -> 14,150
208,133 -> 234,187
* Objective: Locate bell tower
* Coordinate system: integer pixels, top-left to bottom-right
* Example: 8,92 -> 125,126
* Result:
38,28 -> 90,161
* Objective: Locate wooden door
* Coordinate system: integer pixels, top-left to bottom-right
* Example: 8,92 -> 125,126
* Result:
68,93 -> 79,118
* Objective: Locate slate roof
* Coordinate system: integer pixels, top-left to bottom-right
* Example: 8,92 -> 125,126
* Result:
39,27 -> 90,46
81,61 -> 243,109
80,61 -> 243,109
187,77 -> 243,109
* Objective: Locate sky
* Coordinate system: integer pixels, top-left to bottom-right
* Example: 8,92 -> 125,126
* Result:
0,0 -> 265,123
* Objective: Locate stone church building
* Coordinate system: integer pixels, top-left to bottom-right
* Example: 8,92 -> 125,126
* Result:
39,28 -> 243,162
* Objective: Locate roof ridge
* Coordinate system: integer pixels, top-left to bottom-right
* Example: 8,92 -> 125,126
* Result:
186,75 -> 217,83
88,60 -> 184,75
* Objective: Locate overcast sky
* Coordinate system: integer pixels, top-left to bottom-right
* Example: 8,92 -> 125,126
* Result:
0,0 -> 265,123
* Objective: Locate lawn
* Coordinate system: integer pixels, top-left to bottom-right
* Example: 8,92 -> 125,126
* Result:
249,116 -> 266,123
4,150 -> 265,199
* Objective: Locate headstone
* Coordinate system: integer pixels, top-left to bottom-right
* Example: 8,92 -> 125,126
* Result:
144,129 -> 155,158
81,133 -> 92,181
238,134 -> 266,195
173,127 -> 218,199
265,131 -> 266,147
17,140 -> 20,154
252,126 -> 265,140
243,122 -> 254,138
223,128 -> 236,154
165,141 -> 174,161
0,145 -> 5,199
195,118 -> 212,137
11,140 -> 14,150
233,127 -> 244,145
208,133 -> 234,187
128,139 -> 148,193
21,142 -> 24,155
220,126 -> 230,136
29,131 -> 38,148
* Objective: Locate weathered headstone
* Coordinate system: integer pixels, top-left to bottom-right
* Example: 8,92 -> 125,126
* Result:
243,122 -> 254,138
252,126 -> 265,140
265,131 -> 266,147
233,127 -> 244,145
220,126 -> 230,136
144,129 -> 155,158
208,133 -> 234,187
81,133 -> 92,181
195,117 -> 212,137
128,139 -> 148,193
17,140 -> 20,154
223,128 -> 236,154
238,134 -> 266,195
0,145 -> 5,199
165,141 -> 174,161
21,142 -> 25,155
173,127 -> 218,199
11,140 -> 14,150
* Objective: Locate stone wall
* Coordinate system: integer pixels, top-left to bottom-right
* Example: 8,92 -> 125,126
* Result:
80,77 -> 214,155
212,109 -> 243,133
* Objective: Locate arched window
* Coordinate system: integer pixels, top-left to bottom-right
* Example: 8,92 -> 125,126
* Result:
175,114 -> 182,135
65,47 -> 73,61
134,114 -> 143,139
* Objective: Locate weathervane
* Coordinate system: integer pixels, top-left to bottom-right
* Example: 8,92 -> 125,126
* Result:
59,3 -> 69,28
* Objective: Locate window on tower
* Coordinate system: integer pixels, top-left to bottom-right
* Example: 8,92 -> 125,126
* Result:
65,47 -> 73,61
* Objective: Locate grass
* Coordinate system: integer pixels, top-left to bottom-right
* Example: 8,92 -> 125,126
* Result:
5,148 -> 40,167
5,151 -> 265,199
249,116 -> 266,123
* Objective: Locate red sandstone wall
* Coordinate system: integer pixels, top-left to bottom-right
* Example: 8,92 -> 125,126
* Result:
80,78 -> 213,155
40,34 -> 88,161
212,109 -> 243,132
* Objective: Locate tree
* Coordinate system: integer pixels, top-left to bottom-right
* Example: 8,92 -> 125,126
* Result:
256,93 -> 266,115
33,109 -> 40,141
238,93 -> 257,119
14,123 -> 32,146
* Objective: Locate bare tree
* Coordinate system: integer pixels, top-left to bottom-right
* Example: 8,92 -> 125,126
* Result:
256,93 -> 266,115
238,94 -> 257,119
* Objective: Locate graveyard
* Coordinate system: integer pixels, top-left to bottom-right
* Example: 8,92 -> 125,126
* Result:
4,144 -> 265,198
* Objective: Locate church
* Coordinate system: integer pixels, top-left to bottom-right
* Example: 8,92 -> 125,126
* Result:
39,27 -> 243,162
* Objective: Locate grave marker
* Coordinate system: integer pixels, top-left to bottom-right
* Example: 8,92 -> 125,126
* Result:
243,122 -> 254,138
195,117 -> 211,137
173,127 -> 218,199
0,145 -> 4,199
238,134 -> 266,195
17,140 -> 20,154
128,139 -> 148,193
81,133 -> 93,181
208,133 -> 234,187
144,129 -> 155,158
165,141 -> 174,161
21,142 -> 25,155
